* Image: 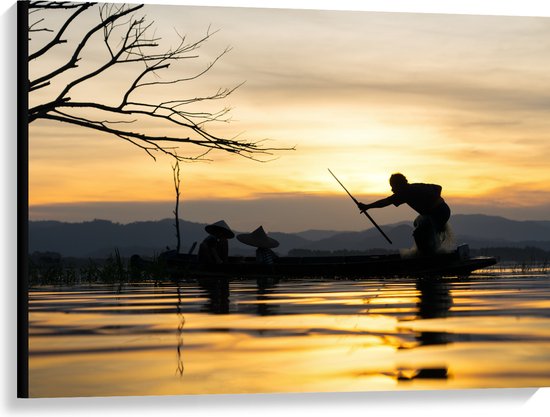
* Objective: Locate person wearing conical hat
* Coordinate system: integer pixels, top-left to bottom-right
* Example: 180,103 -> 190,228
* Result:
237,226 -> 280,265
198,220 -> 234,264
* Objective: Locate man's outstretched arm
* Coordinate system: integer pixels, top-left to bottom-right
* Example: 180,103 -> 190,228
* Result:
357,196 -> 395,212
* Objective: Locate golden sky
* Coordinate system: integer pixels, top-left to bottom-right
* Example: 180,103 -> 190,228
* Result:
28,2 -> 550,229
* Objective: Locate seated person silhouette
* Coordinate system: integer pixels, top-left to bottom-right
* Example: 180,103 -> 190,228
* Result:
357,173 -> 451,255
198,220 -> 234,264
237,226 -> 280,264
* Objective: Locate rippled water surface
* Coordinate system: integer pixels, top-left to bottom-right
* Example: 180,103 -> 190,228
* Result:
29,272 -> 550,397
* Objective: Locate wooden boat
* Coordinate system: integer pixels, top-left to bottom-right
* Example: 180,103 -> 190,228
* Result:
132,244 -> 496,280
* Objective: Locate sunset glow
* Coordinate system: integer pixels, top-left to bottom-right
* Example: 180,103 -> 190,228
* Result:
28,4 -> 550,228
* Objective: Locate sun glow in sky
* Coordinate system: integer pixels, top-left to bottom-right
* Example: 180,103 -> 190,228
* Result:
28,2 -> 550,230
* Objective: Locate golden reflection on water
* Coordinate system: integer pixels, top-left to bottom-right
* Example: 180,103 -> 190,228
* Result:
28,274 -> 550,397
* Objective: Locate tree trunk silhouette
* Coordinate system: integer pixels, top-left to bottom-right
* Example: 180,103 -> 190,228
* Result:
172,159 -> 181,253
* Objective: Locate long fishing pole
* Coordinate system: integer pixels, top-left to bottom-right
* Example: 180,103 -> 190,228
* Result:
328,168 -> 393,245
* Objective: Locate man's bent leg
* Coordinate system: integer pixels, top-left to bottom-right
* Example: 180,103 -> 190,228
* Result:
413,215 -> 438,255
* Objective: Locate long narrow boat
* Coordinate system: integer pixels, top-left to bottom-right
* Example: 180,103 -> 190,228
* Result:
132,244 -> 496,280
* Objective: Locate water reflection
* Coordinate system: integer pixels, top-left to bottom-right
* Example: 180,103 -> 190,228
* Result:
416,278 -> 452,319
197,277 -> 282,316
28,274 -> 550,397
191,276 -> 453,383
395,367 -> 449,381
388,279 -> 453,383
175,283 -> 185,376
198,277 -> 230,314
414,278 -> 453,348
255,278 -> 280,316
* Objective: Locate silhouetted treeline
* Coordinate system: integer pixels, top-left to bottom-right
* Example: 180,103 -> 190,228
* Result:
288,248 -> 397,257
290,246 -> 550,263
471,246 -> 550,263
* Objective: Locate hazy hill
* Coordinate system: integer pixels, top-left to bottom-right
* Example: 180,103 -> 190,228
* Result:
300,215 -> 550,252
28,218 -> 311,258
28,214 -> 550,258
300,224 -> 413,251
450,214 -> 550,242
294,229 -> 342,241
29,219 -> 199,258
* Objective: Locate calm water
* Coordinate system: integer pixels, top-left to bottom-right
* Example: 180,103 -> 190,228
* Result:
28,272 -> 550,397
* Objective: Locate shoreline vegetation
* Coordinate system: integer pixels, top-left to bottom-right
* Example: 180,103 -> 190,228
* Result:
27,246 -> 550,286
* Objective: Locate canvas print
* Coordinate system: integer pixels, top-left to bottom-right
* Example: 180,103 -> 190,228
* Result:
19,0 -> 550,398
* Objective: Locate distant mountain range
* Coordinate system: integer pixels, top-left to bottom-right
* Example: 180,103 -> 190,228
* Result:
28,214 -> 550,259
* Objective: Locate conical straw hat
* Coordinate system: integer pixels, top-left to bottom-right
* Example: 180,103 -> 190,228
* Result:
205,220 -> 235,239
236,226 -> 279,249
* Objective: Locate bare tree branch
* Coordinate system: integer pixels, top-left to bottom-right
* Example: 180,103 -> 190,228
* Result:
28,2 -> 94,61
29,3 -> 144,91
27,1 -> 294,161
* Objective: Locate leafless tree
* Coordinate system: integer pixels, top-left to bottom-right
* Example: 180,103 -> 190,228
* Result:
26,1 -> 292,161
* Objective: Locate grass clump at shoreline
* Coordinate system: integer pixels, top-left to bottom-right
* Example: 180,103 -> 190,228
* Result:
27,250 -> 166,286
